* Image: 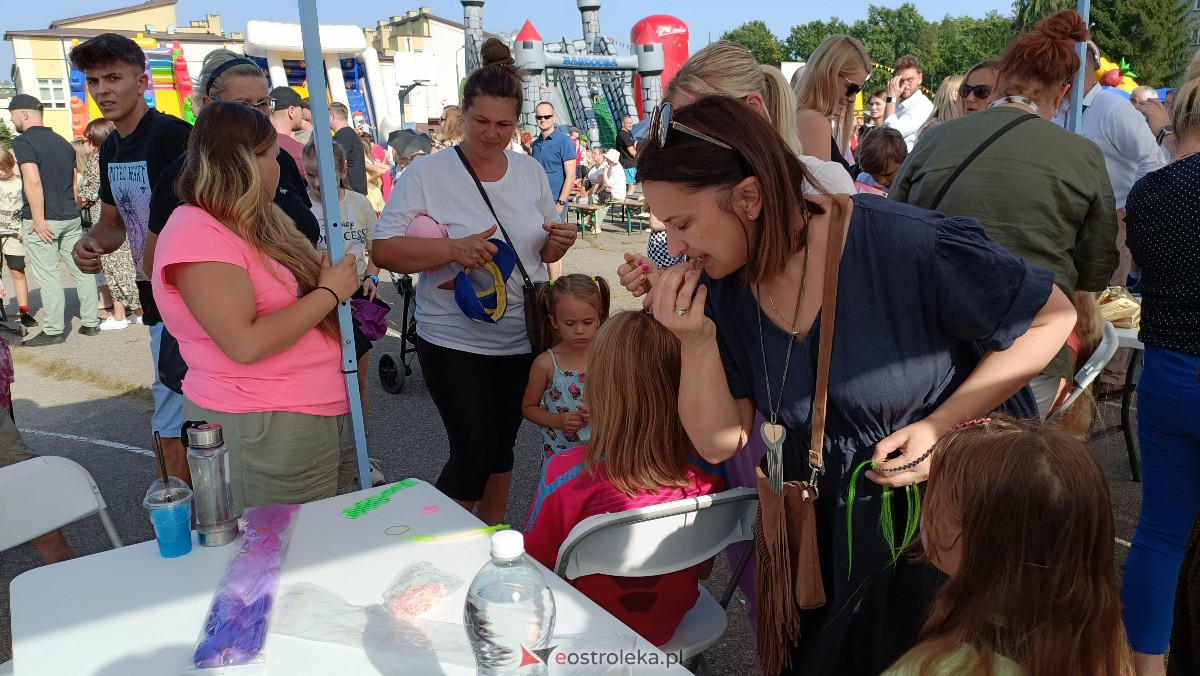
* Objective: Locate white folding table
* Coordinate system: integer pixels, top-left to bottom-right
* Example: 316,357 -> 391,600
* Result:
10,480 -> 690,674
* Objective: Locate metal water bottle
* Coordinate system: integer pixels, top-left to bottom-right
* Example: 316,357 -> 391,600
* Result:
185,423 -> 240,546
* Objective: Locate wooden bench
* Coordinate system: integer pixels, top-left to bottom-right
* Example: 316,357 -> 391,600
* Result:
567,203 -> 606,234
615,199 -> 649,234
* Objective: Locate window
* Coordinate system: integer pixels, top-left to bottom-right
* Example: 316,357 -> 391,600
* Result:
37,78 -> 67,110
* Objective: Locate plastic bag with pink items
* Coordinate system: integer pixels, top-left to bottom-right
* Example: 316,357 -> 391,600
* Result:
383,560 -> 464,617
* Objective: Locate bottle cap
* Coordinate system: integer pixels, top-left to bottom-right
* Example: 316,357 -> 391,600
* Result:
186,423 -> 224,448
491,530 -> 524,559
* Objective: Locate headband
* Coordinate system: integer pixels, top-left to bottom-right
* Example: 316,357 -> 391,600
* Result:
204,58 -> 262,98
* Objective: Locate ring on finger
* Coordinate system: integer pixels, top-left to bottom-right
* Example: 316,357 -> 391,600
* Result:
675,307 -> 688,316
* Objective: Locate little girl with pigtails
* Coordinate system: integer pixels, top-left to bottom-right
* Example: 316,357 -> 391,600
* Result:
521,274 -> 610,459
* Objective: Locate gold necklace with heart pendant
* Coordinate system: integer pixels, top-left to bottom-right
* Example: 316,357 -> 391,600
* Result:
755,244 -> 809,495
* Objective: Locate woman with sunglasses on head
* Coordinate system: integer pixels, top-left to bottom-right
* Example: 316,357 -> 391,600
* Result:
890,10 -> 1118,420
371,39 -> 576,526
793,35 -> 872,176
959,59 -> 1000,115
663,40 -> 854,196
143,49 -> 321,282
618,95 -> 1074,676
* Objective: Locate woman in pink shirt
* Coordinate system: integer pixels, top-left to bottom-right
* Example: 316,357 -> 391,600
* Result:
152,102 -> 361,510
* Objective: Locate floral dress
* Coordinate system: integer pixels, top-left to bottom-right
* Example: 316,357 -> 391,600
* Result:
85,153 -> 140,312
538,350 -> 589,458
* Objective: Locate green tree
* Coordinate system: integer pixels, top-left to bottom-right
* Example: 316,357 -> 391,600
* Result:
923,11 -> 1012,85
0,120 -> 12,146
721,20 -> 785,67
1011,0 -> 1071,33
1010,0 -> 1195,86
785,18 -> 853,61
850,3 -> 931,71
1091,0 -> 1196,86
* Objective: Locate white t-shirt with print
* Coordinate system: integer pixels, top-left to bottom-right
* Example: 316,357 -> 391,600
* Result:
0,176 -> 21,236
374,149 -> 559,355
310,189 -> 377,278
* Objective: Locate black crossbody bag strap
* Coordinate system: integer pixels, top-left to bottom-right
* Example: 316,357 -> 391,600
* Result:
929,113 -> 1037,210
454,146 -> 534,289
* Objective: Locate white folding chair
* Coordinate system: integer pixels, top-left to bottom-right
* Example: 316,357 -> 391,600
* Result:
0,455 -> 123,553
1047,321 -> 1120,423
553,487 -> 759,675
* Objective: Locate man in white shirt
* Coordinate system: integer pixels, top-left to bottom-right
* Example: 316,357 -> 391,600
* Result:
1058,41 -> 1168,285
882,55 -> 934,151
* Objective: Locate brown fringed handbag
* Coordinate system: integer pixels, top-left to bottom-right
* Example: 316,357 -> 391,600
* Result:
755,195 -> 850,675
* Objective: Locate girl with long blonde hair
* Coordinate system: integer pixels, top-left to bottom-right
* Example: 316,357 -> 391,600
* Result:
152,101 -> 361,510
523,309 -> 725,646
793,35 -> 872,173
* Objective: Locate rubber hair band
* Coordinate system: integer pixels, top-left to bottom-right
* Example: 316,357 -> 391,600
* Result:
384,525 -> 411,536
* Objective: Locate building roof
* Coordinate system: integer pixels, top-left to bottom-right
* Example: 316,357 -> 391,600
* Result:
49,0 -> 178,29
4,27 -> 234,44
376,11 -> 468,32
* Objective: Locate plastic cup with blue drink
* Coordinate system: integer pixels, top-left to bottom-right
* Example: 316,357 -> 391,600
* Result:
144,477 -> 194,558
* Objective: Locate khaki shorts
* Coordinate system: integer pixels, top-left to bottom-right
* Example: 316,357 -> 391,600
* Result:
183,400 -> 358,511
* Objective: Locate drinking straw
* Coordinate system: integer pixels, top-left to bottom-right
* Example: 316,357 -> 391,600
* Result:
153,431 -> 173,502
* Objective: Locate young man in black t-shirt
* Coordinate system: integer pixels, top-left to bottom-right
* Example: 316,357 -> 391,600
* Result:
615,115 -> 640,198
329,102 -> 367,195
9,94 -> 101,346
69,34 -> 193,483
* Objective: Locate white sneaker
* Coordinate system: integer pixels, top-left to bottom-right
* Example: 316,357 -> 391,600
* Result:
99,317 -> 129,331
131,315 -> 144,325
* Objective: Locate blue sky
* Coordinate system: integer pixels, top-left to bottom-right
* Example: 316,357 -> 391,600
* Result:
4,0 -> 1016,79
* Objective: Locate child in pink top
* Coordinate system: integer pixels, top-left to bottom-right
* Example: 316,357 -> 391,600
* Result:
150,102 -> 361,509
523,310 -> 726,646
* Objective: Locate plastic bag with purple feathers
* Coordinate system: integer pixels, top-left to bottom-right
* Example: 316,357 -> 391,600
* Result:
190,503 -> 299,669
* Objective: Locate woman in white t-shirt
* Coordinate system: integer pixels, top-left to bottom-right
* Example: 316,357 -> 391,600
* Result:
371,38 -> 577,525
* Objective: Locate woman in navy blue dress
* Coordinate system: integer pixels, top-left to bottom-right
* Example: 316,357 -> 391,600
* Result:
616,97 -> 1075,675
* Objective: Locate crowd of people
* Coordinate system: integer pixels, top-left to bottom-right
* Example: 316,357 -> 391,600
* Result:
0,6 -> 1197,674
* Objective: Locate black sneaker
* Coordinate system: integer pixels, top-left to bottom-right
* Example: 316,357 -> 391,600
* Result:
23,332 -> 66,347
78,325 -> 101,337
18,312 -> 38,328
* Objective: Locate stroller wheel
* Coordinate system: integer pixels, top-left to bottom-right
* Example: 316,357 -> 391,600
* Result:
379,352 -> 406,394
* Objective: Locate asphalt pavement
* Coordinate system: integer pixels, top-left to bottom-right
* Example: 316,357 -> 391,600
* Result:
0,220 -> 1145,674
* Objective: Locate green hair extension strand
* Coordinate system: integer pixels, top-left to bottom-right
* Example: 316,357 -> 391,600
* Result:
845,460 -> 923,577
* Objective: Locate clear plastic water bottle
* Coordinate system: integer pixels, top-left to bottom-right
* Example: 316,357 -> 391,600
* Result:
465,530 -> 557,675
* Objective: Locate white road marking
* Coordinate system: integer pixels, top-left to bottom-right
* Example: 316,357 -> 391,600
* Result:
21,429 -> 153,457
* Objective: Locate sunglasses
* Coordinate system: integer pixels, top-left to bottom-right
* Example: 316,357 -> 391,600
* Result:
959,84 -> 992,100
648,102 -> 733,150
535,114 -> 554,120
841,75 -> 865,99
214,96 -> 276,114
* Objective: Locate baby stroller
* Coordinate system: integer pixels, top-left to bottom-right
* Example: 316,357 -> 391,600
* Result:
377,271 -> 417,394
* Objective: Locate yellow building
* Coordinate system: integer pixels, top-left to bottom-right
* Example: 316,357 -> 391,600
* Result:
4,0 -> 243,140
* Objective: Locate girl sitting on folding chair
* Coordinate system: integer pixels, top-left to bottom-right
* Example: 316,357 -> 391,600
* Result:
523,310 -> 725,646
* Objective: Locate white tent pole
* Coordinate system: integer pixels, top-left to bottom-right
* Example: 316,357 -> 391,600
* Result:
1069,0 -> 1092,134
298,0 -> 372,490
